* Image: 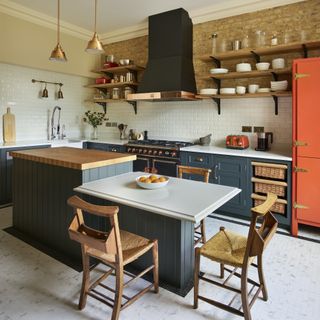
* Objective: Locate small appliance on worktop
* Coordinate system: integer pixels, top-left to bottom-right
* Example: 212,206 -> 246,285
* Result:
255,132 -> 273,151
226,135 -> 249,149
126,139 -> 193,177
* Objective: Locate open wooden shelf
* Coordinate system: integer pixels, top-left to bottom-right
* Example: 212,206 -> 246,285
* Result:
196,91 -> 291,115
199,67 -> 291,81
85,98 -> 137,114
199,40 -> 320,63
85,82 -> 139,89
93,65 -> 145,74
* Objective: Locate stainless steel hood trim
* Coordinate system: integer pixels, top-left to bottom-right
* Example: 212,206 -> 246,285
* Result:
127,91 -> 198,101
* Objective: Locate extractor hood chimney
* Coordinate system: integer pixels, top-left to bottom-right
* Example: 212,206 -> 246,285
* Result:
128,8 -> 197,102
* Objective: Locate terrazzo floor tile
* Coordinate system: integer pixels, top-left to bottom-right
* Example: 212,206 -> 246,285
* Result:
0,207 -> 319,320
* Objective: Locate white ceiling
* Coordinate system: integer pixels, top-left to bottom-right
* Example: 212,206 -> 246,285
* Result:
2,0 -> 304,43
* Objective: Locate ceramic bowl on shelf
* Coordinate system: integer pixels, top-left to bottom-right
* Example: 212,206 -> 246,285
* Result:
256,62 -> 270,71
272,58 -> 285,69
236,63 -> 252,72
210,68 -> 228,74
270,80 -> 288,91
257,88 -> 271,93
220,88 -> 236,95
248,84 -> 260,94
236,86 -> 246,94
136,175 -> 169,189
200,88 -> 218,95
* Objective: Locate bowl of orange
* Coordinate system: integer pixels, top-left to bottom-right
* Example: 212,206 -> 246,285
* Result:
136,174 -> 169,189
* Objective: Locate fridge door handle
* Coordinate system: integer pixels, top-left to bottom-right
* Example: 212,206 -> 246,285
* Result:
294,73 -> 310,80
294,167 -> 309,173
293,202 -> 309,209
294,140 -> 308,147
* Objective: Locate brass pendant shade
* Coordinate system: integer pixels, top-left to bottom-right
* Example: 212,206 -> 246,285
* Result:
86,0 -> 105,54
50,0 -> 67,62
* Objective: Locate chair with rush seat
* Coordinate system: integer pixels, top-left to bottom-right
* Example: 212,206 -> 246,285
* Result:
193,193 -> 278,320
177,165 -> 211,246
67,196 -> 159,320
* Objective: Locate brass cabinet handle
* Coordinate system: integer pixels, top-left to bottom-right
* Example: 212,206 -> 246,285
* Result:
295,73 -> 310,80
195,157 -> 204,162
293,202 -> 309,209
294,140 -> 308,147
294,167 -> 308,173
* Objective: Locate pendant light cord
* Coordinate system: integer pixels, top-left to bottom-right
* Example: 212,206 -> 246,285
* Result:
94,0 -> 97,33
57,0 -> 60,44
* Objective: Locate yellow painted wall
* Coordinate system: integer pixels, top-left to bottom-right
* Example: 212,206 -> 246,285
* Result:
0,12 -> 100,78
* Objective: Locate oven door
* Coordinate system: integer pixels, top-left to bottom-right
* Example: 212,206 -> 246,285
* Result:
133,156 -> 151,172
152,158 -> 179,177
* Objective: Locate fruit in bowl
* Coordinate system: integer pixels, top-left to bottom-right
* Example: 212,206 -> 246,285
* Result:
136,175 -> 169,189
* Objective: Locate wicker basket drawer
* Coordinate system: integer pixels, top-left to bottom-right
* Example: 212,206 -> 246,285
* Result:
251,193 -> 287,215
252,177 -> 287,197
252,161 -> 287,180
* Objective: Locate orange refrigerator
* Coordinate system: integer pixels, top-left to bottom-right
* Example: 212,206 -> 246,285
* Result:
292,57 -> 320,236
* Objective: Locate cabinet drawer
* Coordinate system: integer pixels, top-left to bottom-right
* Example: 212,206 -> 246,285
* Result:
252,177 -> 287,197
186,153 -> 212,167
252,161 -> 287,180
252,193 -> 287,215
86,142 -> 108,151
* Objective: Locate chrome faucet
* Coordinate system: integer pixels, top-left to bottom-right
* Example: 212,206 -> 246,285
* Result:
51,106 -> 61,140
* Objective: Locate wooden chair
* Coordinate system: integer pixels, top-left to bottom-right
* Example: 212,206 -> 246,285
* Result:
67,196 -> 159,320
194,193 -> 278,320
177,165 -> 212,246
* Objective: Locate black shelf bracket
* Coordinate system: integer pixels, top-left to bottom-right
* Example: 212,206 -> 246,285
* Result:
212,78 -> 221,88
271,72 -> 278,81
272,95 -> 279,115
212,98 -> 221,115
210,56 -> 221,68
302,44 -> 308,58
96,102 -> 107,114
127,101 -> 137,114
251,51 -> 261,63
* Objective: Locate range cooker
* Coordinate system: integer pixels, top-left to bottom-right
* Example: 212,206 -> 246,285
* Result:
125,139 -> 193,177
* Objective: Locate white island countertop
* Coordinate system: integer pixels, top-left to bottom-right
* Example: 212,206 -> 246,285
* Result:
74,172 -> 241,223
181,144 -> 292,161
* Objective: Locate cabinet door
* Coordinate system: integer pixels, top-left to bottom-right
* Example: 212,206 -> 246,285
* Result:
213,156 -> 249,216
296,157 -> 320,224
86,142 -> 109,151
295,58 -> 320,158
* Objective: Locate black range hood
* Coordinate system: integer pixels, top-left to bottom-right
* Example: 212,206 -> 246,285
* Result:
128,8 -> 197,102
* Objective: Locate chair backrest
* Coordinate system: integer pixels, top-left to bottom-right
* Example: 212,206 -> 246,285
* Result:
67,195 -> 122,263
244,193 -> 278,260
177,165 -> 211,183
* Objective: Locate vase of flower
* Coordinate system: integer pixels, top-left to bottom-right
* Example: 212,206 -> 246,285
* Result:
83,110 -> 108,140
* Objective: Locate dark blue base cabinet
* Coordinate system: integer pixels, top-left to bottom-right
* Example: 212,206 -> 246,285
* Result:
0,145 -> 50,206
181,152 -> 292,228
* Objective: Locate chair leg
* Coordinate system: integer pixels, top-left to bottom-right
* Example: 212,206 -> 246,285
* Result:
152,240 -> 159,293
79,248 -> 90,310
200,219 -> 206,243
241,265 -> 252,320
194,247 -> 201,309
257,255 -> 268,301
220,263 -> 225,279
111,264 -> 124,320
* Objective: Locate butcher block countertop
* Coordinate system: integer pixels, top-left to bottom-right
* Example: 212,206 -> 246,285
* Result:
10,147 -> 136,170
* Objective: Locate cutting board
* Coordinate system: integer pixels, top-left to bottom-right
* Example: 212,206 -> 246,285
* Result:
3,107 -> 16,142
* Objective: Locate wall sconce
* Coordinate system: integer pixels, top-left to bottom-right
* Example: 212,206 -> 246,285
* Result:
32,79 -> 64,99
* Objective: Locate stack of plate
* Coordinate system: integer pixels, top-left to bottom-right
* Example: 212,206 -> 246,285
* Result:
270,80 -> 288,91
210,68 -> 228,74
236,63 -> 252,72
200,88 -> 218,95
257,88 -> 271,93
220,88 -> 236,95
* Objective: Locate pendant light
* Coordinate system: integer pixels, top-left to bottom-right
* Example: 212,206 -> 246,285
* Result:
86,0 -> 105,54
49,0 -> 67,62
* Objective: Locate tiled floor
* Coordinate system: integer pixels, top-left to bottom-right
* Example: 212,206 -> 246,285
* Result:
0,206 -> 319,320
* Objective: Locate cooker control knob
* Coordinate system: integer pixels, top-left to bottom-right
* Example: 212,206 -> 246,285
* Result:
153,150 -> 158,155
127,148 -> 131,152
158,150 -> 163,156
165,151 -> 170,156
143,149 -> 148,154
148,149 -> 153,154
139,149 -> 143,153
171,151 -> 177,158
132,148 -> 136,153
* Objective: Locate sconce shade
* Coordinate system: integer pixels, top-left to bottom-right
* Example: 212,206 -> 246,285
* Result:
86,33 -> 104,54
42,87 -> 49,98
58,88 -> 64,99
50,43 -> 67,62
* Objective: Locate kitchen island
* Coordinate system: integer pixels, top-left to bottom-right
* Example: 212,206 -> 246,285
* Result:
75,171 -> 241,295
10,147 -> 136,266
